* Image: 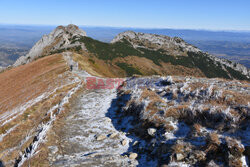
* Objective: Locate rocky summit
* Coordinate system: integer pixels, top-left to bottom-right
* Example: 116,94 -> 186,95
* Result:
0,25 -> 249,167
13,24 -> 87,67
111,31 -> 201,55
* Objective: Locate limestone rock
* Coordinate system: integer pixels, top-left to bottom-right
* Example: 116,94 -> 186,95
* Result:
129,153 -> 138,160
176,153 -> 184,161
0,66 -> 5,73
111,31 -> 201,55
147,128 -> 157,136
110,133 -> 118,139
13,24 -> 87,67
121,139 -> 127,146
96,134 -> 107,141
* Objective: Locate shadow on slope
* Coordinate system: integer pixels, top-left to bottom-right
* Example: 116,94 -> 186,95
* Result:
105,93 -> 199,166
0,160 -> 4,167
106,93 -> 160,166
105,77 -> 250,166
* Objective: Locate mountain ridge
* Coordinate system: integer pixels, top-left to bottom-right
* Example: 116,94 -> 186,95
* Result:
12,25 -> 250,81
112,31 -> 249,78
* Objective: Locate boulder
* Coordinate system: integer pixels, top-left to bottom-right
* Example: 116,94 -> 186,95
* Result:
147,128 -> 157,136
109,133 -> 118,139
96,134 -> 106,141
121,139 -> 127,146
129,153 -> 138,160
176,153 -> 184,161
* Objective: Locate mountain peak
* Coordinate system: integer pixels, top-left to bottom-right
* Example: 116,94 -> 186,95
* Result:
54,24 -> 86,37
111,31 -> 201,56
13,24 -> 87,67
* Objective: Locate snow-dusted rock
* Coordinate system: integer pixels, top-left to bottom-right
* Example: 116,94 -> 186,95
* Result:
147,128 -> 157,136
14,24 -> 87,67
96,134 -> 107,141
110,133 -> 118,138
129,153 -> 138,160
0,66 -> 5,72
176,153 -> 185,161
121,139 -> 127,146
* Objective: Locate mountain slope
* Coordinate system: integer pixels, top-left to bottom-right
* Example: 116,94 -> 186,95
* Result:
111,31 -> 249,80
0,53 -> 83,166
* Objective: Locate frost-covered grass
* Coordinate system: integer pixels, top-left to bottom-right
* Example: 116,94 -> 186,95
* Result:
115,76 -> 250,166
15,81 -> 82,167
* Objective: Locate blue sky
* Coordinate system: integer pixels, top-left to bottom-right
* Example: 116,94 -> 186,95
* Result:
0,0 -> 250,30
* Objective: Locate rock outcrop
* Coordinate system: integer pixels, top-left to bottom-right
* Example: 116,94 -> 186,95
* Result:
111,31 -> 201,55
111,31 -> 250,79
13,24 -> 87,67
0,66 -> 4,72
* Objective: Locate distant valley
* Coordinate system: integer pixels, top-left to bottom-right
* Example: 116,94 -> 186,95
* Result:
189,40 -> 250,68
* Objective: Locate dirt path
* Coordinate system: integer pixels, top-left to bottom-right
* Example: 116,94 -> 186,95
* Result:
48,87 -> 138,167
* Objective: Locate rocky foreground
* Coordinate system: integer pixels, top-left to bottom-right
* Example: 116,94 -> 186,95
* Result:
113,76 -> 250,166
45,74 -> 250,167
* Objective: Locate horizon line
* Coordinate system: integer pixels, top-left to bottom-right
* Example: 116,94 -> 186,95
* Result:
0,23 -> 250,33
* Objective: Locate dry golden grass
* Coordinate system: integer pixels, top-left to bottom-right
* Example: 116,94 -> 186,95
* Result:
160,62 -> 205,77
164,105 -> 189,120
0,83 -> 77,164
72,52 -> 124,78
164,122 -> 175,132
141,89 -> 163,102
208,133 -> 221,146
188,82 -> 207,92
171,141 -> 192,155
140,89 -> 166,118
226,137 -> 244,157
0,54 -> 68,113
112,56 -> 205,77
0,54 -> 82,166
172,143 -> 185,154
228,159 -> 243,167
23,86 -> 85,166
193,123 -> 202,135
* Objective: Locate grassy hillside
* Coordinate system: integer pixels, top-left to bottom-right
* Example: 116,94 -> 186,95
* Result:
67,36 -> 249,80
0,54 -> 82,165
